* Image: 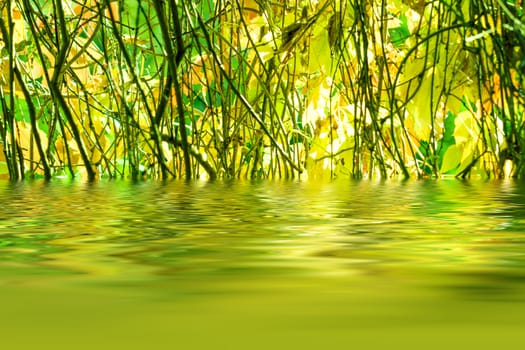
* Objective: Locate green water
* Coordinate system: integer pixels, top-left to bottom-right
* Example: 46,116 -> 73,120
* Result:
1,179 -> 525,349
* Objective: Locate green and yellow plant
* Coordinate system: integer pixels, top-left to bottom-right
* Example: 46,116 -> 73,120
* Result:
0,0 -> 523,180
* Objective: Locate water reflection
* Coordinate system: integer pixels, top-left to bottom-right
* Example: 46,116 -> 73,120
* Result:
1,179 -> 525,348
1,179 -> 525,283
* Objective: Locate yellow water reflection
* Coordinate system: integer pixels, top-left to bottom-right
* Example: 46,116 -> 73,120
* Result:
1,179 -> 525,348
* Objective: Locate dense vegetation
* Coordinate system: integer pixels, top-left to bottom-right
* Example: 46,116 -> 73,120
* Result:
0,0 -> 523,180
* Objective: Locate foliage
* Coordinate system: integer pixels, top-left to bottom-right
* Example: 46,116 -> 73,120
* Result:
0,0 -> 523,180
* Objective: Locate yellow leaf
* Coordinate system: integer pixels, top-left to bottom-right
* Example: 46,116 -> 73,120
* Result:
440,144 -> 461,173
307,27 -> 333,74
401,65 -> 443,141
457,143 -> 474,174
12,7 -> 26,45
406,101 -> 431,140
303,76 -> 334,126
454,110 -> 478,144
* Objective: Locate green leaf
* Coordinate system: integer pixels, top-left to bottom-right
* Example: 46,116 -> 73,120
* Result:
15,40 -> 32,52
389,15 -> 410,48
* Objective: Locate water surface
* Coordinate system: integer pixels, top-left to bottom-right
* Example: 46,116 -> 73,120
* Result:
1,179 -> 525,349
